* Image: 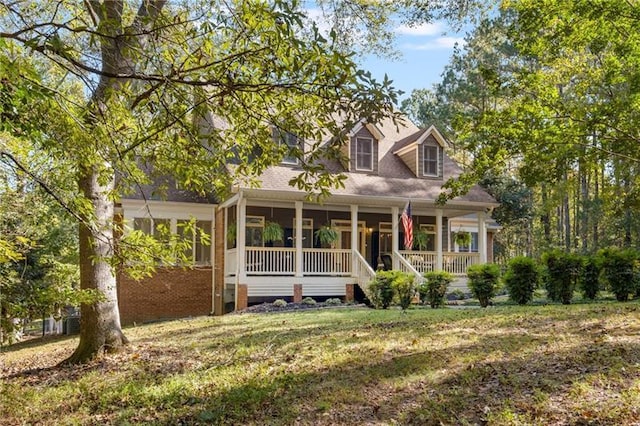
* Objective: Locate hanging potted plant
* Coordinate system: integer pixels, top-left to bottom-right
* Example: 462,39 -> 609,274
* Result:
413,229 -> 429,251
454,230 -> 472,247
315,224 -> 338,248
263,221 -> 284,243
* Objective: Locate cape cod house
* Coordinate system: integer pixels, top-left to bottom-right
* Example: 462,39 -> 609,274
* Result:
116,115 -> 498,324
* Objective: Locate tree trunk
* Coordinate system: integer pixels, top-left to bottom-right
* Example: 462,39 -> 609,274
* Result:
540,185 -> 551,247
624,176 -> 632,247
593,162 -> 599,249
65,166 -> 127,364
563,171 -> 571,251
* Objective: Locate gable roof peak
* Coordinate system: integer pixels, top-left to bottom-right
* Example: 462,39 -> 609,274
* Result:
421,125 -> 447,148
391,124 -> 448,156
348,119 -> 385,140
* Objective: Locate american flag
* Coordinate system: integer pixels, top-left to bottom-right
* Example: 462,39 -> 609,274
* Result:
401,201 -> 413,250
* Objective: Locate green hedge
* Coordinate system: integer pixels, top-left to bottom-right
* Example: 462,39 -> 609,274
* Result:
504,256 -> 540,305
467,263 -> 501,307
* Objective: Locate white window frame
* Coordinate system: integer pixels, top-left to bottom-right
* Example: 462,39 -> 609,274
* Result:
355,137 -> 374,171
422,144 -> 440,177
134,217 -> 213,266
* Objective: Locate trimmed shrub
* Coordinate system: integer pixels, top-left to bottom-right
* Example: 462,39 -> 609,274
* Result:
301,297 -> 317,305
273,299 -> 287,308
325,298 -> 342,306
580,255 -> 601,300
392,272 -> 417,310
420,271 -> 454,308
542,250 -> 582,304
466,263 -> 501,308
599,248 -> 637,302
368,271 -> 396,309
503,256 -> 540,305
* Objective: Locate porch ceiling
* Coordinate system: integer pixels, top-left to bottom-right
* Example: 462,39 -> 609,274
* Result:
237,188 -> 496,217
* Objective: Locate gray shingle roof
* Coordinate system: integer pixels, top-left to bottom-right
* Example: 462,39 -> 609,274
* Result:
241,114 -> 496,205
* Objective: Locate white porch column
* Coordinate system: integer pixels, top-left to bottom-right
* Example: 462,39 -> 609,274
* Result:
295,201 -> 303,277
351,204 -> 358,277
478,211 -> 487,264
237,196 -> 247,281
391,206 -> 399,270
436,209 -> 443,271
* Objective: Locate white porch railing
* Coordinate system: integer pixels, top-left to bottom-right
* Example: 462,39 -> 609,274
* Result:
444,253 -> 480,275
303,248 -> 351,276
246,247 -> 296,275
225,248 -> 237,276
394,251 -> 425,285
399,250 -> 436,274
399,251 -> 481,276
353,250 -> 375,296
227,248 -> 481,279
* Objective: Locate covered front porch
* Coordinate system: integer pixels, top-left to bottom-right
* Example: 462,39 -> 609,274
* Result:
220,191 -> 494,309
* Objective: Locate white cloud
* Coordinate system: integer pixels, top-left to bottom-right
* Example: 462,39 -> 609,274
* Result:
395,22 -> 443,36
402,36 -> 465,51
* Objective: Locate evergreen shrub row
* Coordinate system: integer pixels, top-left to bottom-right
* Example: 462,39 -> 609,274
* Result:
502,247 -> 640,305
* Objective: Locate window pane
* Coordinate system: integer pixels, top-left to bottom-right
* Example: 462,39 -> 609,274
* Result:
423,145 -> 438,176
471,232 -> 479,252
246,216 -> 264,226
356,137 -> 373,170
302,229 -> 313,248
279,131 -> 299,164
195,221 -> 212,265
153,218 -> 171,242
246,227 -> 264,247
133,217 -> 152,235
379,231 -> 392,253
176,219 -> 193,262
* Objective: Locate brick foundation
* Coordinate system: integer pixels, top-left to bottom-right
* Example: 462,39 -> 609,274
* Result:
345,283 -> 355,302
293,284 -> 302,303
117,267 -> 212,325
237,284 -> 248,310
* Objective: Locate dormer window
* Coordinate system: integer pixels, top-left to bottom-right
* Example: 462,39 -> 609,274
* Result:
274,128 -> 300,165
422,144 -> 440,177
281,132 -> 299,165
355,137 -> 374,171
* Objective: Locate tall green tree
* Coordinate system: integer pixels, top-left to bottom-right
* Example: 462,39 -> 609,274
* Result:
405,1 -> 640,254
0,134 -> 85,344
0,0 -> 479,363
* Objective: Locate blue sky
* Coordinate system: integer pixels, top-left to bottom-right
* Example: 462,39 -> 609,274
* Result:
302,5 -> 468,105
359,21 -> 466,103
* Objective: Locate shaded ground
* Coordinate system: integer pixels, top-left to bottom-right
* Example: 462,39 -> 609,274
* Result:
2,302 -> 640,425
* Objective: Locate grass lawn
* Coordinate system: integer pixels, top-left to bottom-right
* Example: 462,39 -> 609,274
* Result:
2,302 -> 640,425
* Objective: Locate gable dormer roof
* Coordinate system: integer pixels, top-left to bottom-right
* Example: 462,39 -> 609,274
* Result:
392,125 -> 449,179
349,121 -> 385,141
345,121 -> 384,174
392,125 -> 446,156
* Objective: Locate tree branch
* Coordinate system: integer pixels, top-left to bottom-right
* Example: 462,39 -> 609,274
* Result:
0,151 -> 89,227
